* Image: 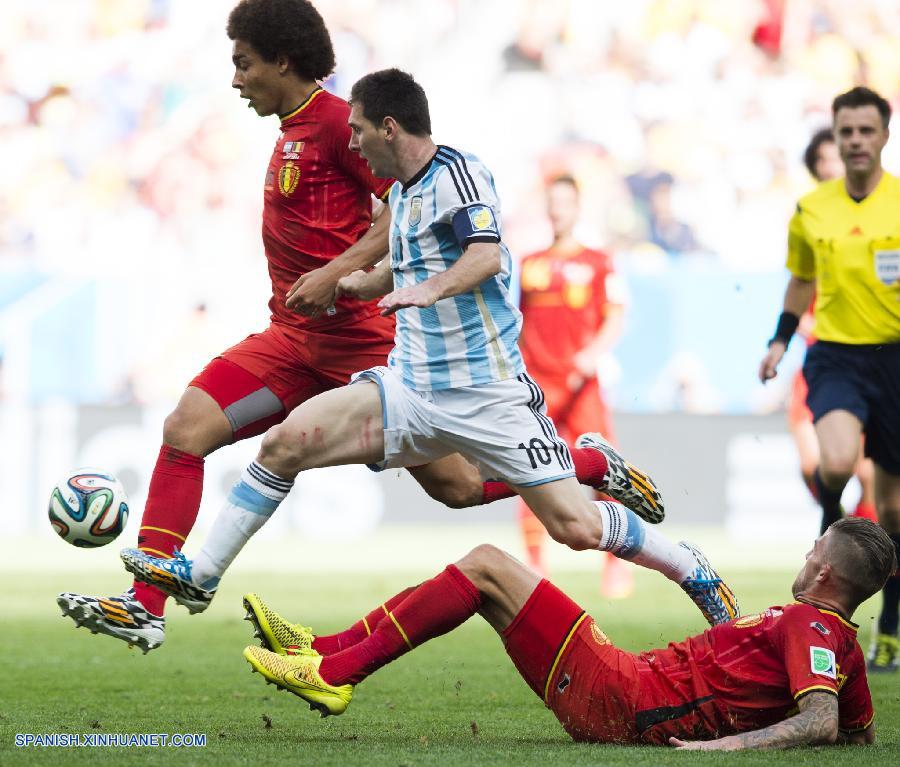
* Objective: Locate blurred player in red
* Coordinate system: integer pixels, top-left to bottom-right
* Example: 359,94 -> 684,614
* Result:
243,517 -> 893,748
517,174 -> 630,596
788,129 -> 876,530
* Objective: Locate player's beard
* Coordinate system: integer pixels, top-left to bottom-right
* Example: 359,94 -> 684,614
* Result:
790,568 -> 812,598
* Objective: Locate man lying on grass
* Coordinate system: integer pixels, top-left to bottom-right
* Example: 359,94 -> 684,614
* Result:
242,517 -> 894,750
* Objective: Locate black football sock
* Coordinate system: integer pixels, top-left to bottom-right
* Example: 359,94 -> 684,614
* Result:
813,468 -> 844,535
877,534 -> 900,637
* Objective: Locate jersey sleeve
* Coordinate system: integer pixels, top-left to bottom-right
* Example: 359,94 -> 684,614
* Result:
775,608 -> 840,700
433,158 -> 501,247
786,203 -> 815,280
837,654 -> 875,733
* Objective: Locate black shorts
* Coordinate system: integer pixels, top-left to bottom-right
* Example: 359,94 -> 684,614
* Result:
803,340 -> 900,474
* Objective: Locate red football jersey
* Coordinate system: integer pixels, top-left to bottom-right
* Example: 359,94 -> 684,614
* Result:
518,245 -> 623,381
634,601 -> 873,744
261,88 -> 394,331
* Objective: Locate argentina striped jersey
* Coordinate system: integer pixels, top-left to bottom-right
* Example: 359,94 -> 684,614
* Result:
387,145 -> 524,390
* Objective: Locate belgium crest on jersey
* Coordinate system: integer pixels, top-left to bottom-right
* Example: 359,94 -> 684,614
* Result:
278,160 -> 301,196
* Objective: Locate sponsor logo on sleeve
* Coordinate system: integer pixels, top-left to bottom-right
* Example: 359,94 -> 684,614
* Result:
734,613 -> 764,629
810,646 -> 836,679
467,205 -> 497,232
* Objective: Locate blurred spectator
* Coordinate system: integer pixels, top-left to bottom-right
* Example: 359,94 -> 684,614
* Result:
1,0 -> 898,409
626,170 -> 701,255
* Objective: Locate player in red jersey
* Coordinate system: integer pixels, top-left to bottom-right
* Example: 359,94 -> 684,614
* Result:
243,516 -> 893,748
55,0 -> 403,652
788,129 -> 876,532
517,174 -> 631,595
56,0 -> 648,652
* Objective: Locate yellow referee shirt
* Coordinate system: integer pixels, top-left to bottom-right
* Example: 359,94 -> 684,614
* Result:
786,171 -> 900,344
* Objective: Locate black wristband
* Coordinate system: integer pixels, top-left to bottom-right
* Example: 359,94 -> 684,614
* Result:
768,311 -> 800,347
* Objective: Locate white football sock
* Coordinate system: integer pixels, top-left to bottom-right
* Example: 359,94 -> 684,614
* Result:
191,461 -> 293,588
596,500 -> 695,584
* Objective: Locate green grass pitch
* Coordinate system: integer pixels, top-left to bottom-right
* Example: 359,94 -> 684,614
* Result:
1,567 -> 897,766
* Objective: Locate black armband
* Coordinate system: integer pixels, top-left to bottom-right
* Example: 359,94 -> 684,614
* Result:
768,311 -> 800,347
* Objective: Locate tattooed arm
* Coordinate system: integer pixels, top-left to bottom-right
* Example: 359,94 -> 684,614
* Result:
668,691 -> 840,751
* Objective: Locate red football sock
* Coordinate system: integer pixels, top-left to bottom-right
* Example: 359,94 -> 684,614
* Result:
481,481 -> 516,504
571,446 -> 608,488
132,445 -> 204,616
311,586 -> 417,655
319,565 -> 481,685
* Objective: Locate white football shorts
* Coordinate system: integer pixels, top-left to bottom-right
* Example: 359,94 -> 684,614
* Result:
351,366 -> 575,487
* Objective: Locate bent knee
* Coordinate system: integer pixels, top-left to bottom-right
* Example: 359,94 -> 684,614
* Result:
456,544 -> 506,583
546,520 -> 598,551
259,422 -> 300,460
430,481 -> 482,509
818,457 -> 855,485
162,404 -> 229,456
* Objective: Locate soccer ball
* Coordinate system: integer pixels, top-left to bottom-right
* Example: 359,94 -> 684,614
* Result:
48,468 -> 129,548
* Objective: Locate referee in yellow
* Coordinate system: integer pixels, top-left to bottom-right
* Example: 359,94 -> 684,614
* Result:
759,86 -> 900,673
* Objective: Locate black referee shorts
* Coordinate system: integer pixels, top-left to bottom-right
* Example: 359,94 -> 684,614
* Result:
803,340 -> 900,474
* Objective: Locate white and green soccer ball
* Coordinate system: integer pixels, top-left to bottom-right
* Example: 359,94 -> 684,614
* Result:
48,468 -> 129,548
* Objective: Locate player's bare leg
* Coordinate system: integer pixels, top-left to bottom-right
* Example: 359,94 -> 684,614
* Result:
854,455 -> 877,521
790,418 -> 820,499
870,465 -> 900,671
814,409 -> 864,533
256,382 -> 385,474
407,454 -> 484,509
515,479 -> 738,625
457,544 -> 540,632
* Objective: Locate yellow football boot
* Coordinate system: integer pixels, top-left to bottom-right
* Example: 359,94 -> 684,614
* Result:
242,593 -> 315,655
243,646 -> 353,717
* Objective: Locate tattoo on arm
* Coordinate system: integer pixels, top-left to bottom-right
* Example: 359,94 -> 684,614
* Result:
731,691 -> 838,749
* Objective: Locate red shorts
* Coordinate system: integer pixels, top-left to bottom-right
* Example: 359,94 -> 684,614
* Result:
534,376 -> 615,445
190,315 -> 394,441
502,580 -> 641,744
788,367 -> 813,427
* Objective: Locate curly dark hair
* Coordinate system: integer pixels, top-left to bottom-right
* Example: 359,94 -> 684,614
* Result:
803,128 -> 834,180
227,0 -> 335,82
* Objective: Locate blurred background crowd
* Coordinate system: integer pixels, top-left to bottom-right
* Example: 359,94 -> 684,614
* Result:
1,0 -> 899,412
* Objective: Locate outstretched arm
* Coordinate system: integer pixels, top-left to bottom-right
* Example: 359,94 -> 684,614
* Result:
336,257 -> 394,302
377,241 -> 501,316
669,691 -> 840,750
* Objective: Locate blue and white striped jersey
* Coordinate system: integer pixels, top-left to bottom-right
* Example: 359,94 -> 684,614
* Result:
387,145 -> 524,390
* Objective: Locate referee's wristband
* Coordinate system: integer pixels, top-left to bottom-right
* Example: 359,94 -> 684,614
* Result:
768,311 -> 800,347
